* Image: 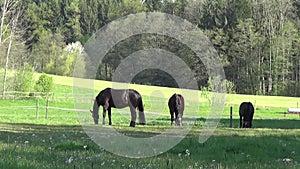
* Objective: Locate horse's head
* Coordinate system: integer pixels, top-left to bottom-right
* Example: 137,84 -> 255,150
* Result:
91,101 -> 99,125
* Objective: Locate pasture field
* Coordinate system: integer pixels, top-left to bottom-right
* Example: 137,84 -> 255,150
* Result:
0,74 -> 300,169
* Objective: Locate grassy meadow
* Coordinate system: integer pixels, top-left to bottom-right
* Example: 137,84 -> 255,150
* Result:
0,73 -> 300,168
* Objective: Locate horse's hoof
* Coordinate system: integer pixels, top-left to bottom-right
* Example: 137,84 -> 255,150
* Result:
109,122 -> 112,125
129,121 -> 135,127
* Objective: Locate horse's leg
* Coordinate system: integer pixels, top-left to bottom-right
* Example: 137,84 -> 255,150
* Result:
177,112 -> 183,126
129,106 -> 137,127
175,110 -> 179,126
239,115 -> 242,128
170,110 -> 175,125
102,107 -> 106,125
138,111 -> 146,125
108,107 -> 112,125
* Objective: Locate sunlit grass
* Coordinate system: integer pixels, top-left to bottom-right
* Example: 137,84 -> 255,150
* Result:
1,73 -> 300,168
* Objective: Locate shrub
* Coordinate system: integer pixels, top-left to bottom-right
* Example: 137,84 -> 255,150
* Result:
35,74 -> 54,95
13,65 -> 35,93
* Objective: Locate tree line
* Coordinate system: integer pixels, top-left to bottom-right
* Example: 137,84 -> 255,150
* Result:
1,0 -> 300,96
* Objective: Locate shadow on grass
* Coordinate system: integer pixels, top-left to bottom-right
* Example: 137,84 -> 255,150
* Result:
218,118 -> 300,129
150,117 -> 300,130
0,121 -> 299,169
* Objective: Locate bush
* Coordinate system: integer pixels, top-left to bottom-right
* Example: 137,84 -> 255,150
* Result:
35,74 -> 54,95
13,65 -> 35,93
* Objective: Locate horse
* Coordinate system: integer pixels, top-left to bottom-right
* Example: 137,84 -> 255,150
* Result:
168,94 -> 185,126
239,102 -> 254,128
90,88 -> 146,127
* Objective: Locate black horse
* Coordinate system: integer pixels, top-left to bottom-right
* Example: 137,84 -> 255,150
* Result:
239,102 -> 254,128
168,94 -> 184,126
90,88 -> 146,127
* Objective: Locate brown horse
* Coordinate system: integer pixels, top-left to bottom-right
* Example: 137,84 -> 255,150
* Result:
168,94 -> 184,126
90,88 -> 146,127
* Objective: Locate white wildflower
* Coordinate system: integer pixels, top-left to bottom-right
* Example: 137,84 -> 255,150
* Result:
282,158 -> 293,163
83,145 -> 88,150
24,141 -> 29,144
185,149 -> 190,157
66,156 -> 73,164
178,153 -> 182,158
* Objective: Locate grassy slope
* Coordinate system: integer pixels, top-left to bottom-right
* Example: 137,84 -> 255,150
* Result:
52,74 -> 300,107
1,73 -> 300,169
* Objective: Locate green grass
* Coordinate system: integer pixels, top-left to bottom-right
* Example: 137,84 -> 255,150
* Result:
0,73 -> 300,168
0,123 -> 299,169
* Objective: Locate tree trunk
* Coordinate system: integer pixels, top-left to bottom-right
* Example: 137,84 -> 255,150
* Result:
2,31 -> 13,98
0,0 -> 8,43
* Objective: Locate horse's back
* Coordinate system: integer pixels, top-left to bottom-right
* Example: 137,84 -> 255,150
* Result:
239,102 -> 254,116
168,94 -> 184,111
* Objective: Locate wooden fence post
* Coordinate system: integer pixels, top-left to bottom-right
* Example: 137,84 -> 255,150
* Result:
46,99 -> 49,119
230,106 -> 233,128
36,98 -> 39,119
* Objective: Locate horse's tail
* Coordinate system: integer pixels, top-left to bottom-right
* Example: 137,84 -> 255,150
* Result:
137,97 -> 144,112
175,94 -> 184,111
137,97 -> 146,124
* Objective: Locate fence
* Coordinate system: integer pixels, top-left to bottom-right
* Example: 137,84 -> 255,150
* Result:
0,91 -> 169,119
0,91 -> 93,119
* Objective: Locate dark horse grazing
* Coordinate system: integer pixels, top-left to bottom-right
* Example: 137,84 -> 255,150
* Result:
239,102 -> 254,128
168,94 -> 184,126
90,88 -> 146,127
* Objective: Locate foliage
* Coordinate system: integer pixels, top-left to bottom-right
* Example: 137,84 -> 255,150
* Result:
1,0 -> 300,96
34,73 -> 54,94
12,64 -> 35,93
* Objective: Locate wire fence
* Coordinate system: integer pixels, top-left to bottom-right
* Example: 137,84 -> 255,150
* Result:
0,91 -> 170,119
1,91 -> 299,121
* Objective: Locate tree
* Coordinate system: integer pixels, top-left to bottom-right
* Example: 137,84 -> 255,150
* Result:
1,0 -> 23,98
30,31 -> 65,73
35,73 -> 54,96
62,0 -> 81,43
13,64 -> 35,93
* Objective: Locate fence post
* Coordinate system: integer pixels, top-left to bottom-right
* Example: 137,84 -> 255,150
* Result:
46,99 -> 49,119
230,106 -> 233,128
36,98 -> 39,119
